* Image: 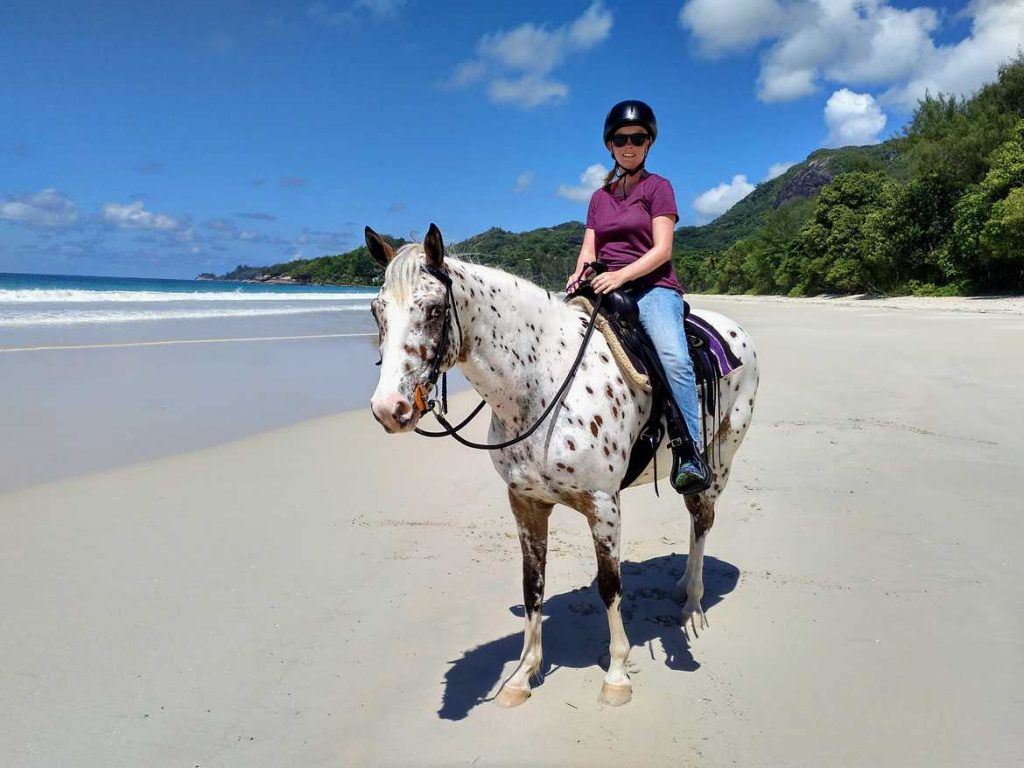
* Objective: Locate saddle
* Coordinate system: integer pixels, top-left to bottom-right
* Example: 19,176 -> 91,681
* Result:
567,276 -> 742,490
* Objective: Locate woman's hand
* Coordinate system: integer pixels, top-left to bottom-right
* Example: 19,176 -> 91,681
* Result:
590,269 -> 630,294
565,264 -> 594,292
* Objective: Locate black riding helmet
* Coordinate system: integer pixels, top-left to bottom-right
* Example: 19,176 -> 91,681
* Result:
603,100 -> 658,144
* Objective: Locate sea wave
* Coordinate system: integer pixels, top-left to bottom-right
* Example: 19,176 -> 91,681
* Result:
0,288 -> 377,303
0,305 -> 370,327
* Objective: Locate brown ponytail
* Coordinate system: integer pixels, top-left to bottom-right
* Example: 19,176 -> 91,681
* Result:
602,162 -> 619,189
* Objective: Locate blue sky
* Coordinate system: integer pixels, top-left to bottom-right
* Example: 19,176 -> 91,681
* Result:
1,0 -> 1019,278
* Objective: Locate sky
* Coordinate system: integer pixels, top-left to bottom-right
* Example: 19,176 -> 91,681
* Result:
1,0 -> 1021,278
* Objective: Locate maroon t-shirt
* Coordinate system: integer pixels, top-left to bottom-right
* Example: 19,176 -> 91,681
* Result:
585,170 -> 683,292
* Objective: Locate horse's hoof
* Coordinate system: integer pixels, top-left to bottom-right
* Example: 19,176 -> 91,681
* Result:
599,682 -> 632,706
681,603 -> 708,637
495,685 -> 531,708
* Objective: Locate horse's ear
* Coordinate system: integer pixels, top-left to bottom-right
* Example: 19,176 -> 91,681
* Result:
424,223 -> 445,269
365,226 -> 395,267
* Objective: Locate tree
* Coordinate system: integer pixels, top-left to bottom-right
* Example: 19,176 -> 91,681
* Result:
786,172 -> 895,293
948,119 -> 1024,291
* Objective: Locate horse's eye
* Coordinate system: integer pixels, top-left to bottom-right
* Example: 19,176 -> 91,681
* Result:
426,305 -> 444,320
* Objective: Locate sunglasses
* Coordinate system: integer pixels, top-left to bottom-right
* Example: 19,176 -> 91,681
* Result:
612,133 -> 649,147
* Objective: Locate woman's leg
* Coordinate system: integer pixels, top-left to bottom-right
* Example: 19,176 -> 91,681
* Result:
635,287 -> 703,451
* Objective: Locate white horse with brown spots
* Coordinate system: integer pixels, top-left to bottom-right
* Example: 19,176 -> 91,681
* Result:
368,224 -> 758,708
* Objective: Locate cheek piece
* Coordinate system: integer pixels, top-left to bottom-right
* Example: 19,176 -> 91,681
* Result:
410,265 -> 462,416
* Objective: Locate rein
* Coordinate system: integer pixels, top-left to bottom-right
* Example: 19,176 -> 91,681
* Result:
410,266 -> 604,451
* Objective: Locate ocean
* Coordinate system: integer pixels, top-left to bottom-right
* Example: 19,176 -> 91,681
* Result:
0,271 -> 467,492
0,272 -> 375,328
0,272 -> 385,491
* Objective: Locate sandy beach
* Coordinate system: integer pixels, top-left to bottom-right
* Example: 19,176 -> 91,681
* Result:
2,294 -> 1022,767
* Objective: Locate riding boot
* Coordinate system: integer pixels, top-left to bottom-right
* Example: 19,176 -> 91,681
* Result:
665,413 -> 712,495
670,442 -> 712,495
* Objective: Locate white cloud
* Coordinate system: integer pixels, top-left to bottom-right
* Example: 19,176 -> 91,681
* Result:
488,75 -> 568,107
693,174 -> 755,219
557,163 -> 608,202
445,2 -> 612,108
765,161 -> 796,181
755,1 -> 939,102
0,188 -> 78,228
446,60 -> 486,89
824,88 -> 888,146
569,0 -> 615,46
886,0 -> 1024,108
102,201 -> 180,231
355,0 -> 406,17
308,2 -> 354,28
678,0 -> 784,54
308,0 -> 405,27
514,171 -> 535,194
679,0 -> 1020,106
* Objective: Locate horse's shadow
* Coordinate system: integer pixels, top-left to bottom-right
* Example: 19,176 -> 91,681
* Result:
438,553 -> 739,720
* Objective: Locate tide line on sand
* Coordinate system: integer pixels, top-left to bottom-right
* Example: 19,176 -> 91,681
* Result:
0,332 -> 377,354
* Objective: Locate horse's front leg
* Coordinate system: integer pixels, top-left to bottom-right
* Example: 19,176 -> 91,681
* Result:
495,488 -> 553,708
588,490 -> 632,706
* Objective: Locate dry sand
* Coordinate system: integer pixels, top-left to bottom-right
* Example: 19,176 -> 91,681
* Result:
1,296 -> 1022,767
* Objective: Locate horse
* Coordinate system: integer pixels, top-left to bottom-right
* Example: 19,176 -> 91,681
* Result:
366,223 -> 759,708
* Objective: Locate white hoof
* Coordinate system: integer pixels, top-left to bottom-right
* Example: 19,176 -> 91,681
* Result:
681,601 -> 708,637
599,682 -> 632,706
495,684 -> 531,708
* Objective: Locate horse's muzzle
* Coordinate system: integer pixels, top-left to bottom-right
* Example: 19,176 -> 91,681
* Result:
370,393 -> 420,433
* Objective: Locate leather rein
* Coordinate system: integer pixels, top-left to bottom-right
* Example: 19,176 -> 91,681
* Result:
391,264 -> 604,451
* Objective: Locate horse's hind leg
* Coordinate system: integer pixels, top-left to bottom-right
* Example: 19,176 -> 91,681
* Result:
677,495 -> 715,636
675,380 -> 756,634
584,491 -> 632,706
495,489 -> 553,708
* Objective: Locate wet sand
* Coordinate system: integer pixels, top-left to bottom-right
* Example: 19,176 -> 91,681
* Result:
0,311 -> 468,492
1,296 -> 1021,767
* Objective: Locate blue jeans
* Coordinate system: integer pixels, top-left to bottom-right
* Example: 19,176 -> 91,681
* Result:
635,286 -> 702,449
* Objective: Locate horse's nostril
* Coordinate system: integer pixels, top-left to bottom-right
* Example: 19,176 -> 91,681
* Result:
392,398 -> 413,426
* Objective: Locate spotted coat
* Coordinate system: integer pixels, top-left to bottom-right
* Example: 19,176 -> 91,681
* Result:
367,224 -> 759,707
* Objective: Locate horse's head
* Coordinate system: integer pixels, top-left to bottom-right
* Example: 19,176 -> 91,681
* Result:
367,223 -> 460,434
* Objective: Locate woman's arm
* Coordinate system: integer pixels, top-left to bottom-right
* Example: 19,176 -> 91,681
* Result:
565,227 -> 598,290
590,215 -> 674,294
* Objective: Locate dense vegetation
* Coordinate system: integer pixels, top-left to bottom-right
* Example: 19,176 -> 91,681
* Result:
690,57 -> 1024,296
217,58 -> 1024,296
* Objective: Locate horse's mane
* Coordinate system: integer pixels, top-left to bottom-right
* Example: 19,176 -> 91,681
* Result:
383,242 -> 555,307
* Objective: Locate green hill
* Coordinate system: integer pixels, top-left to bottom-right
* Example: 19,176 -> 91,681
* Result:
215,57 -> 1024,296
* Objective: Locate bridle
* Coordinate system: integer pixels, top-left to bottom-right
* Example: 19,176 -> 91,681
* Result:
375,263 -> 604,451
410,263 -> 462,416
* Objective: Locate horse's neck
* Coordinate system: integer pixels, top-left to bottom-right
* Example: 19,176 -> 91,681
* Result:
450,261 -> 579,425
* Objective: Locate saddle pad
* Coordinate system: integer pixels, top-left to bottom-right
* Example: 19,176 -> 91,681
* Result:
685,313 -> 743,379
567,297 -> 652,394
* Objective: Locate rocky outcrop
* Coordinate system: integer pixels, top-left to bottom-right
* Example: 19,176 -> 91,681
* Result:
773,158 -> 836,208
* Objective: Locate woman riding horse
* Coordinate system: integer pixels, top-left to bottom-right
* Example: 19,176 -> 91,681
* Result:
566,100 -> 710,494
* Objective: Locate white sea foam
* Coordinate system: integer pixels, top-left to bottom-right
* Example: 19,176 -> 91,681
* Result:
0,305 -> 369,327
0,289 -> 377,303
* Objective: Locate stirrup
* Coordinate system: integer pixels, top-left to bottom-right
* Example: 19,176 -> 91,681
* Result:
670,447 -> 712,496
